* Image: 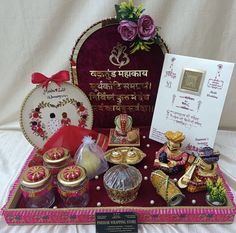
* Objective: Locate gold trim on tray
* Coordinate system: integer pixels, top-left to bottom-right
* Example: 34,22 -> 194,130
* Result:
70,18 -> 169,86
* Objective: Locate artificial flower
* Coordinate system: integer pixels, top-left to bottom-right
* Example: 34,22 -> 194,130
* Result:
118,20 -> 138,41
115,0 -> 160,53
138,15 -> 156,40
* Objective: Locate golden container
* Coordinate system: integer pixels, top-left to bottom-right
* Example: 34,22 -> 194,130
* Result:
150,170 -> 184,206
103,164 -> 142,204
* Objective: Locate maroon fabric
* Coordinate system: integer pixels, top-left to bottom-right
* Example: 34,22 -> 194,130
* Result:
17,128 -> 209,209
73,24 -> 165,128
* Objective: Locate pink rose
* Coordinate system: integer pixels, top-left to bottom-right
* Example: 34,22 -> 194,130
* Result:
138,15 -> 156,40
118,20 -> 138,41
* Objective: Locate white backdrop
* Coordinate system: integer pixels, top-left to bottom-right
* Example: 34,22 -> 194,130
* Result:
0,0 -> 236,130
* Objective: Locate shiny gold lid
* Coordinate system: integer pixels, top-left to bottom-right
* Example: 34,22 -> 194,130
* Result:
57,165 -> 87,187
111,150 -> 122,161
21,166 -> 50,188
43,147 -> 70,164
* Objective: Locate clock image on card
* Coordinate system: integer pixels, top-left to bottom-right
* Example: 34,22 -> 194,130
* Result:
20,82 -> 93,148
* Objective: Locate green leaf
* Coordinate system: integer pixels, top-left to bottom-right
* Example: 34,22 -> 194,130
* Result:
154,35 -> 160,44
115,5 -> 123,21
134,4 -> 145,17
117,0 -> 144,21
130,44 -> 139,54
120,1 -> 131,10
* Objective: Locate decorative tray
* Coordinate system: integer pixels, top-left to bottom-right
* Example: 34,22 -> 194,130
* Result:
105,146 -> 146,165
108,128 -> 140,147
3,0 -> 236,226
2,128 -> 236,225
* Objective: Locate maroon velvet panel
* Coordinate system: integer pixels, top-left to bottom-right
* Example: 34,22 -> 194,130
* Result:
74,24 -> 165,128
17,128 -> 209,209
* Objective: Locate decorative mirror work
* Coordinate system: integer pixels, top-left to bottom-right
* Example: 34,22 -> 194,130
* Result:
20,82 -> 93,148
70,18 -> 169,128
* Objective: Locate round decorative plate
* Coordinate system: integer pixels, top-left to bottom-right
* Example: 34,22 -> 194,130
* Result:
20,82 -> 93,148
70,19 -> 169,128
105,147 -> 146,165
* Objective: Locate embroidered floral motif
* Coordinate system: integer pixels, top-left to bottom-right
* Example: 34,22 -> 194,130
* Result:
29,98 -> 89,139
29,107 -> 47,139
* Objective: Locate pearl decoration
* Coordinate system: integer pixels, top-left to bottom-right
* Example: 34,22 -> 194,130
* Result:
146,144 -> 150,148
97,202 -> 102,207
150,200 -> 155,205
144,165 -> 148,170
95,175 -> 99,180
144,176 -> 148,181
173,178 -> 178,183
192,199 -> 196,205
96,186 -> 101,191
142,135 -> 146,139
53,206 -> 57,209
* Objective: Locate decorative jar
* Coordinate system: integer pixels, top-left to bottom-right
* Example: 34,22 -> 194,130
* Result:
57,165 -> 89,207
43,147 -> 72,185
20,166 -> 55,208
103,164 -> 142,204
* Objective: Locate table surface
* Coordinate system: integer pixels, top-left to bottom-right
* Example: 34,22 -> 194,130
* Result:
0,129 -> 236,232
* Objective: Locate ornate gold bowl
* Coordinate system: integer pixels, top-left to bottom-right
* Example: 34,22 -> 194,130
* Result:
103,164 -> 142,204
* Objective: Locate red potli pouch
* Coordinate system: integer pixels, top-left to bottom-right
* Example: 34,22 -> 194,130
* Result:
41,125 -> 109,157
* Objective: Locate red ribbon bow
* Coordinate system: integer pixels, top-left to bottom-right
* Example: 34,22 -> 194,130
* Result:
31,70 -> 70,88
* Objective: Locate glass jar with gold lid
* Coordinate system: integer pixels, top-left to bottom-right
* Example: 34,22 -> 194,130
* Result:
57,165 -> 89,207
20,166 -> 55,208
43,147 -> 72,186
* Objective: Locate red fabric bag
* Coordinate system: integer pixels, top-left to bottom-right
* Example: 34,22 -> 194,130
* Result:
41,125 -> 109,156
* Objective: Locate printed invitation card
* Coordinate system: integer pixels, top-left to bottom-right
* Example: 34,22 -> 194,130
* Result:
149,54 -> 234,153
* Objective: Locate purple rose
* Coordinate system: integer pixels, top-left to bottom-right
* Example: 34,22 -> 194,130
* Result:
138,15 -> 156,40
118,20 -> 138,41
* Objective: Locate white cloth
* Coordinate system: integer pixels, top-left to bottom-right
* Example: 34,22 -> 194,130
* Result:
0,129 -> 235,232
